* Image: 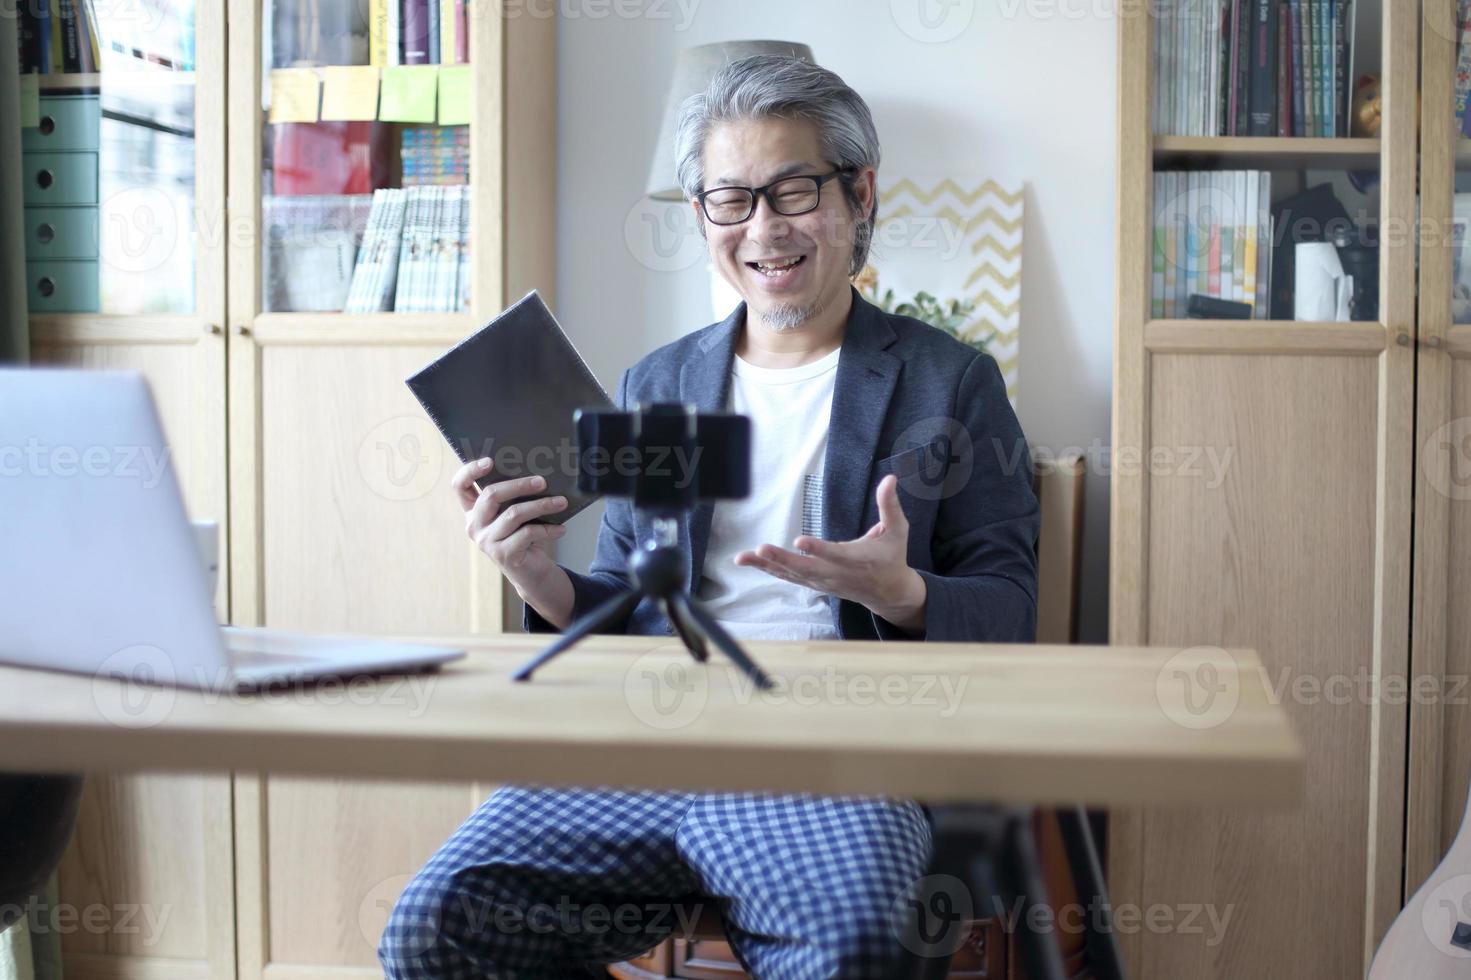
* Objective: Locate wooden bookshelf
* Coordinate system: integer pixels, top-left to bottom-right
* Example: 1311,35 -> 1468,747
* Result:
35,70 -> 197,90
1113,1 -> 1421,978
1153,135 -> 1382,169
27,3 -> 557,980
1143,319 -> 1389,354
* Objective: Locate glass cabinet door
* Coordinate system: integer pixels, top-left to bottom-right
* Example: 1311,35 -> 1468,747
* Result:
1148,0 -> 1385,323
259,0 -> 472,314
17,0 -> 211,316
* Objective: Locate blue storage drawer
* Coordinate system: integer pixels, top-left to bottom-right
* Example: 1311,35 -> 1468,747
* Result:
26,259 -> 100,313
24,207 -> 100,259
21,95 -> 101,152
21,152 -> 99,206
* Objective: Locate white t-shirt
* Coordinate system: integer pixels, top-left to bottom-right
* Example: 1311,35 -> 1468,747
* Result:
697,346 -> 842,642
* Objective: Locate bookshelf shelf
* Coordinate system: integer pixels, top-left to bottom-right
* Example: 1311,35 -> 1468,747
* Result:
249,311 -> 475,345
35,71 -> 198,90
1143,319 -> 1388,355
1153,136 -> 1381,170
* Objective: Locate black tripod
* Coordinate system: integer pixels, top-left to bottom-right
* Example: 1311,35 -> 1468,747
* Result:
511,516 -> 774,690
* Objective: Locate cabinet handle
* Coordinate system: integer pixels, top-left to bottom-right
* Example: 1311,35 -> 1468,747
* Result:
1396,331 -> 1410,346
233,324 -> 251,336
35,222 -> 55,244
37,276 -> 56,298
205,323 -> 222,336
38,115 -> 55,136
1427,335 -> 1444,349
35,169 -> 54,190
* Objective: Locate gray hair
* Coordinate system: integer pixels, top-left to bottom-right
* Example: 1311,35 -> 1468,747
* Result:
673,55 -> 882,278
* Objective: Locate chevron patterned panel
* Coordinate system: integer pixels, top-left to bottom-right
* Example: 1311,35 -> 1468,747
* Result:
870,177 -> 1022,404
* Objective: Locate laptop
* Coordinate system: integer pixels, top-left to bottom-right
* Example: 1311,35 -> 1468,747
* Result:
0,368 -> 465,691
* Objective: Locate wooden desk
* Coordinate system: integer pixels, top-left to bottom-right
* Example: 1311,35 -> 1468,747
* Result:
0,634 -> 1301,808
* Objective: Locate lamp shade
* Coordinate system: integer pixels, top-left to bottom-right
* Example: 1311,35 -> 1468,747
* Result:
645,40 -> 816,201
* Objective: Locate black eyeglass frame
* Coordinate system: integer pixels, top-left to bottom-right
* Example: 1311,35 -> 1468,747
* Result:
694,168 -> 853,226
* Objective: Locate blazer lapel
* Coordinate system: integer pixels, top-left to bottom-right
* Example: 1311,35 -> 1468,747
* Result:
679,303 -> 742,594
822,289 -> 901,548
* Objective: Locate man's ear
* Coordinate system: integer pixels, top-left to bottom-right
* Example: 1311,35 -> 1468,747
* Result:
853,167 -> 877,222
690,199 -> 707,240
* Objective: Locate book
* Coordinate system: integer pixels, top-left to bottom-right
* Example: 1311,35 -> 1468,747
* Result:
56,0 -> 81,72
401,0 -> 429,64
18,0 -> 42,73
271,121 -> 386,196
1289,0 -> 1305,135
370,0 -> 389,65
33,0 -> 53,74
1276,1 -> 1290,136
456,0 -> 468,62
1247,0 -> 1277,135
404,291 -> 613,525
1232,0 -> 1252,134
261,194 -> 372,313
441,0 -> 456,64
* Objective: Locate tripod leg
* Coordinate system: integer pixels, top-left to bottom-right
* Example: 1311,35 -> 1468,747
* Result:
1055,805 -> 1127,980
511,589 -> 642,681
662,597 -> 709,663
670,592 -> 774,690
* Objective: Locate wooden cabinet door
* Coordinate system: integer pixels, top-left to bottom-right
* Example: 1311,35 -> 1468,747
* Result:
1405,0 -> 1471,915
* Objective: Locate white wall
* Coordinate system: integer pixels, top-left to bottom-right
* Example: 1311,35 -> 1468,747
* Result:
552,0 -> 1116,642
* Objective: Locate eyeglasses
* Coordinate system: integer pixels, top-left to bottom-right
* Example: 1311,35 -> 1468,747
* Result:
695,169 -> 850,226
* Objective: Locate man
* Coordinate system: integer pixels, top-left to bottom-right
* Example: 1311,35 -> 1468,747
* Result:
381,55 -> 1038,979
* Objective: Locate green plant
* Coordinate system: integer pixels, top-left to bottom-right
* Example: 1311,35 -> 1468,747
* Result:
865,287 -> 995,354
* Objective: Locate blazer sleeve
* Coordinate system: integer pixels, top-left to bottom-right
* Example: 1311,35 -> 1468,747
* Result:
523,369 -> 640,635
874,352 -> 1040,643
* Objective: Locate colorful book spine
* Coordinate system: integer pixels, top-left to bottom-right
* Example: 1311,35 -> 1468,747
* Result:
1247,0 -> 1277,135
402,0 -> 429,64
1276,2 -> 1290,136
387,0 -> 401,65
34,0 -> 53,75
370,0 -> 388,66
1323,0 -> 1335,135
1289,0 -> 1305,136
47,0 -> 64,75
440,0 -> 456,64
1242,171 -> 1258,313
1152,174 -> 1166,318
56,0 -> 81,72
456,0 -> 469,63
1255,171 -> 1271,317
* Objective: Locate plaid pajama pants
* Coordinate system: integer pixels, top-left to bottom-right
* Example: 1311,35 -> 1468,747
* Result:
378,786 -> 933,980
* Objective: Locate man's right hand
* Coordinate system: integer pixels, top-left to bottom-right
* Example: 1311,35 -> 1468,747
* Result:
455,458 -> 573,624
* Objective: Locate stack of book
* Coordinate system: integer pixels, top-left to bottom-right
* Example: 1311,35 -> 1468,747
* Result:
371,0 -> 470,67
1152,171 -> 1275,319
344,185 -> 470,313
262,194 -> 374,313
1153,0 -> 1356,137
401,126 -> 470,185
17,0 -> 102,73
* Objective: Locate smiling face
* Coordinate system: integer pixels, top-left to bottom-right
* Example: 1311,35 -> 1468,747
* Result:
694,116 -> 874,335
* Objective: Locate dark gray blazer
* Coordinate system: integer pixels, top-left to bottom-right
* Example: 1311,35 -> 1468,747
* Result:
525,287 -> 1039,643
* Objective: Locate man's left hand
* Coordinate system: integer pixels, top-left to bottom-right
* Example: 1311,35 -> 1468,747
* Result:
733,474 -> 927,635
